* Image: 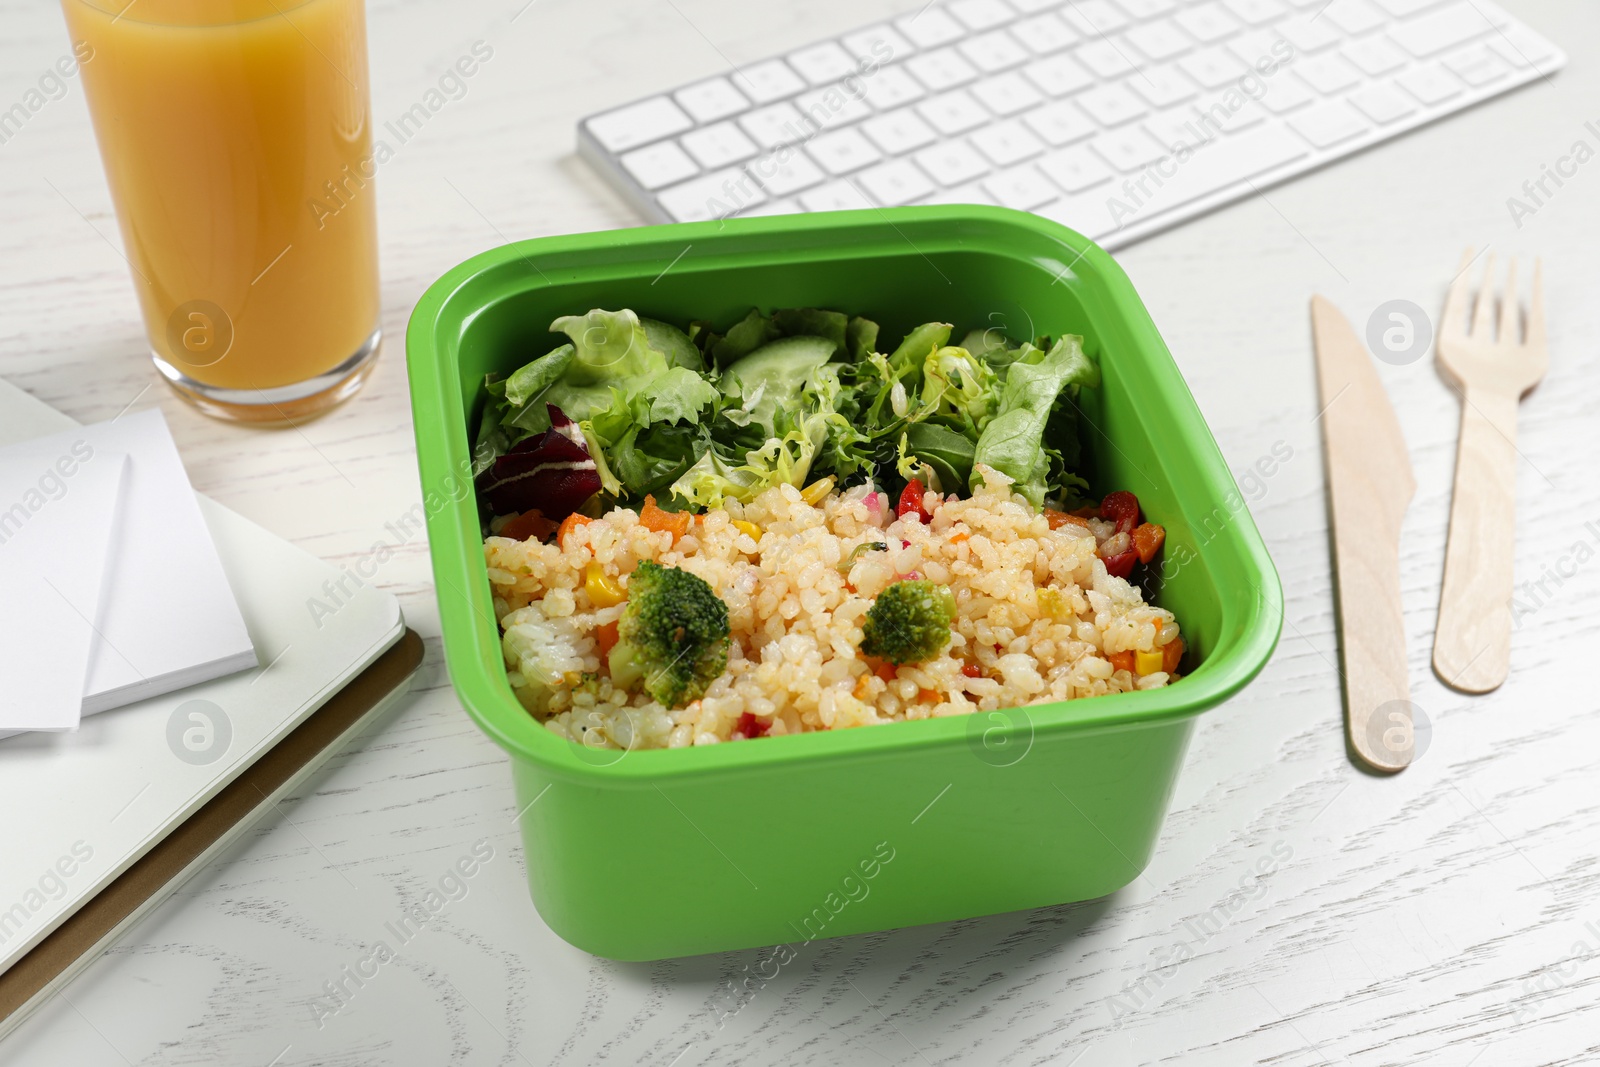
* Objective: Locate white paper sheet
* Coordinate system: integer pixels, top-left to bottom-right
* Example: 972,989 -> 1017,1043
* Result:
10,410 -> 258,715
0,448 -> 126,730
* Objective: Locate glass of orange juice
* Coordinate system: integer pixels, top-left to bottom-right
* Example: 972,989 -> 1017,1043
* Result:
61,0 -> 381,423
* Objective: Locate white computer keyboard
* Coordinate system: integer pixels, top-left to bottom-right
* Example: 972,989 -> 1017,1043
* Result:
577,0 -> 1562,249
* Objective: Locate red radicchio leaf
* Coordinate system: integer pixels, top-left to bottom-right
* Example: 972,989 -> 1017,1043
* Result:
476,404 -> 601,519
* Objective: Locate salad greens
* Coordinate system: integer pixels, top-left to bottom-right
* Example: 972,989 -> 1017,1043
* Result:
472,306 -> 1100,521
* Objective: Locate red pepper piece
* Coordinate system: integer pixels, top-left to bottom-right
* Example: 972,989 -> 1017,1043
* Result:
1101,548 -> 1138,579
1099,490 -> 1141,535
733,712 -> 770,740
897,479 -> 931,522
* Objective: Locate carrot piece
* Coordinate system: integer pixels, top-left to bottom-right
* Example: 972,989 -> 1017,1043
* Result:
557,513 -> 592,549
595,620 -> 620,660
1162,636 -> 1184,675
1109,650 -> 1137,674
1132,522 -> 1166,564
918,688 -> 942,704
961,663 -> 984,678
499,509 -> 557,542
873,660 -> 898,683
639,494 -> 691,544
1044,509 -> 1091,531
948,531 -> 970,544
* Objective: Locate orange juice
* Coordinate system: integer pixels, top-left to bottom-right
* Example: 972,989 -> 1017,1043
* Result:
62,0 -> 380,420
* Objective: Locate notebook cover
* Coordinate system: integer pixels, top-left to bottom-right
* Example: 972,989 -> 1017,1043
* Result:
0,628 -> 422,1037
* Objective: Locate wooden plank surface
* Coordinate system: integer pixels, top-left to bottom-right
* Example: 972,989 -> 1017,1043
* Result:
2,1 -> 1598,1064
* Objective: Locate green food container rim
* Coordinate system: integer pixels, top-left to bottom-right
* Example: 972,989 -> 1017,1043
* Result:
406,205 -> 1283,786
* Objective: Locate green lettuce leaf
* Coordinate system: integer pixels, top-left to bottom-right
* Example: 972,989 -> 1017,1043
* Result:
972,334 -> 1099,506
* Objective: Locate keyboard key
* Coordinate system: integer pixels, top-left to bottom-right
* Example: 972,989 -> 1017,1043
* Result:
658,168 -> 767,222
1346,83 -> 1418,123
971,71 -> 1045,115
1258,73 -> 1315,113
587,96 -> 692,152
842,23 -> 915,63
919,182 -> 997,206
917,90 -> 992,133
1037,145 -> 1114,192
1276,16 -> 1341,52
1388,1 -> 1494,57
1395,62 -> 1463,103
799,180 -> 874,212
1114,0 -> 1176,17
788,42 -> 859,86
970,118 -> 1046,165
739,102 -> 809,148
1021,99 -> 1096,145
1076,83 -> 1148,126
1010,0 -> 1067,10
1296,53 -> 1363,94
1116,121 -> 1307,211
860,66 -> 927,110
1372,0 -> 1449,13
1487,25 -> 1559,71
1061,0 -> 1129,34
674,77 -> 751,124
915,139 -> 993,184
621,140 -> 700,190
1124,18 -> 1193,61
1023,54 -> 1094,97
734,60 -> 807,104
1287,100 -> 1371,146
1174,3 -> 1242,43
1228,28 -> 1287,67
741,198 -> 802,217
680,121 -> 760,168
1128,63 -> 1198,107
907,48 -> 981,91
1179,47 -> 1248,88
1342,35 -> 1408,75
1146,107 -> 1215,151
1192,97 -> 1266,135
984,164 -> 1060,208
949,0 -> 1020,31
896,7 -> 966,48
1321,0 -> 1386,35
1220,0 -> 1285,24
1074,40 -> 1140,79
960,30 -> 1031,72
794,84 -> 872,131
861,108 -> 939,154
857,159 -> 937,205
1444,45 -> 1510,85
1011,13 -> 1079,55
1091,126 -> 1168,170
749,149 -> 827,195
807,128 -> 882,174
1036,193 -> 1121,241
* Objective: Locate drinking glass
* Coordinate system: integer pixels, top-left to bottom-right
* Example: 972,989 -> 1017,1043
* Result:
61,0 -> 381,422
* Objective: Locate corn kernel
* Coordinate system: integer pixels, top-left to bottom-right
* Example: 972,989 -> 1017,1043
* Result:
1037,587 -> 1072,621
1135,649 -> 1164,676
800,476 -> 835,505
584,562 -> 625,607
732,520 -> 761,540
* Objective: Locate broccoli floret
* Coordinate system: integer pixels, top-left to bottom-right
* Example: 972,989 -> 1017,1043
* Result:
860,580 -> 956,664
608,561 -> 731,708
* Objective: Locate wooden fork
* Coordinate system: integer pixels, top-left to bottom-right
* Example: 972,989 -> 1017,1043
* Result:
1433,250 -> 1548,693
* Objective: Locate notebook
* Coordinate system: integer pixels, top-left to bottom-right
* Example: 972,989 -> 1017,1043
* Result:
0,449 -> 126,731
0,379 -> 411,1029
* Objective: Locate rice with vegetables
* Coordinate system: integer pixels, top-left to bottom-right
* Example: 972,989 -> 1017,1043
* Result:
475,303 -> 1185,751
487,467 -> 1183,751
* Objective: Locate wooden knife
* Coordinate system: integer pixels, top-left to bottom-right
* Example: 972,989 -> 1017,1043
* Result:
1311,296 -> 1417,773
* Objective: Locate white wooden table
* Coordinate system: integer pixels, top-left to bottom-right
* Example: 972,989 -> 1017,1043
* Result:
4,1 -> 1599,1063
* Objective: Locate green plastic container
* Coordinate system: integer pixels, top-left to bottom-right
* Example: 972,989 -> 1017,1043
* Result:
407,206 -> 1281,961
